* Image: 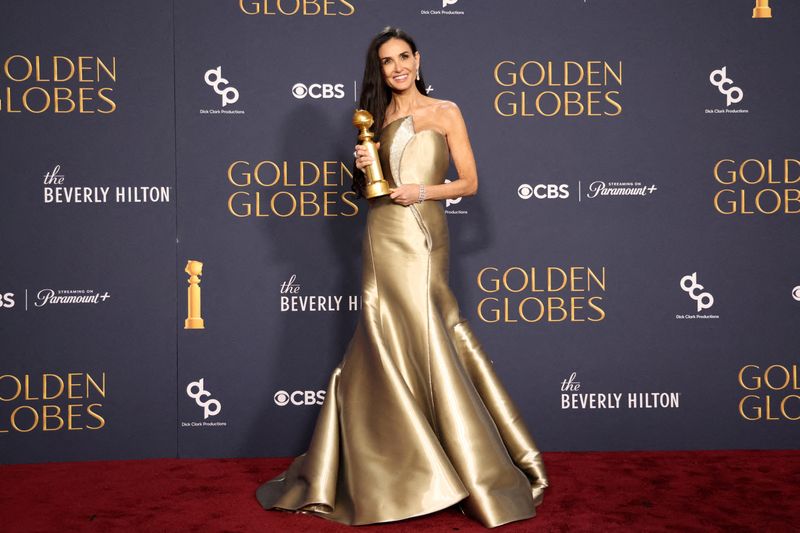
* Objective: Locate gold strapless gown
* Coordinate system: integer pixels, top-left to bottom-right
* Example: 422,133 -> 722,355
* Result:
256,115 -> 548,528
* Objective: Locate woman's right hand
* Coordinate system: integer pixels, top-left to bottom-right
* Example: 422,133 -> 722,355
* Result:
354,142 -> 380,171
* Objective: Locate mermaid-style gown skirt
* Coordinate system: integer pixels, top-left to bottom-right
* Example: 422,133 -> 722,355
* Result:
256,116 -> 548,528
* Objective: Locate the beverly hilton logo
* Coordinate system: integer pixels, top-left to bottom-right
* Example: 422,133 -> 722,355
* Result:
560,371 -> 681,410
42,164 -> 171,204
279,274 -> 360,312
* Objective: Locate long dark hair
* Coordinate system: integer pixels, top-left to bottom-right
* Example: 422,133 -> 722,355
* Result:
352,27 -> 427,198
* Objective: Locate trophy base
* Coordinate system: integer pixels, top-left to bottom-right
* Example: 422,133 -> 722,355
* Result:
753,7 -> 771,18
365,180 -> 391,199
185,318 -> 205,329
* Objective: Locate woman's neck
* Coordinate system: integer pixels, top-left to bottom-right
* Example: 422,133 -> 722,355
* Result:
388,87 -> 424,116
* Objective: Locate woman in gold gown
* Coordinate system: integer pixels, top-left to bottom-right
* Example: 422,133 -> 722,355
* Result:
256,27 -> 548,528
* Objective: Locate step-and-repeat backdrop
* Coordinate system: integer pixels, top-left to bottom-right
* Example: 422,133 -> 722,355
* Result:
1,1 -> 798,463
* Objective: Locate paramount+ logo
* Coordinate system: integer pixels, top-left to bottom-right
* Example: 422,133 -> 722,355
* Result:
274,389 -> 325,406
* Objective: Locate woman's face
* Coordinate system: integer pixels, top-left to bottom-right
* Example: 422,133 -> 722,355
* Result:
378,38 -> 419,92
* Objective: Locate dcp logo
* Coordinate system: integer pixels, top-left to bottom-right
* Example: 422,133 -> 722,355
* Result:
444,179 -> 462,207
274,389 -> 326,406
291,83 -> 345,99
186,378 -> 222,419
518,183 -> 569,199
709,67 -> 743,107
0,292 -> 14,309
680,272 -> 714,312
204,66 -> 239,107
443,0 -> 458,6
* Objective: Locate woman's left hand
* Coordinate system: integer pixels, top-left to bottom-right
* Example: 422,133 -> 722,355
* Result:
389,184 -> 421,206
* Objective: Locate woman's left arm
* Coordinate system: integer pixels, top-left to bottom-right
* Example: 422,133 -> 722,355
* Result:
424,102 -> 478,201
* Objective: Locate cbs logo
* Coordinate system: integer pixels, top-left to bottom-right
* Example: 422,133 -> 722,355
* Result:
0,292 -> 15,309
518,183 -> 569,199
274,389 -> 326,406
291,83 -> 345,99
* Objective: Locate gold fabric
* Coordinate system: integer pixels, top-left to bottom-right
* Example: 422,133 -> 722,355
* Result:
256,115 -> 548,528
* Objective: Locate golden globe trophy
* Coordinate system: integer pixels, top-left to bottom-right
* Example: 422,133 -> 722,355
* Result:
184,260 -> 205,329
753,0 -> 772,18
352,109 -> 390,198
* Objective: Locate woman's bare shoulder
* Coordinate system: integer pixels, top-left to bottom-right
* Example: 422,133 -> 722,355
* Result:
422,96 -> 460,115
412,97 -> 464,135
425,98 -> 463,132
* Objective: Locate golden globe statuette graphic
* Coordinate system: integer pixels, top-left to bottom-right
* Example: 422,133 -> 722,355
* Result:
352,109 -> 390,198
184,260 -> 205,329
753,0 -> 772,18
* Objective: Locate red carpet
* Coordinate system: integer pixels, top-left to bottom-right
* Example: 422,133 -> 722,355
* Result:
1,451 -> 798,532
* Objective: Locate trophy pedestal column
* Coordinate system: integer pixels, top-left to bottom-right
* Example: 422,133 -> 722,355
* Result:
753,0 -> 772,18
185,317 -> 205,329
366,180 -> 390,198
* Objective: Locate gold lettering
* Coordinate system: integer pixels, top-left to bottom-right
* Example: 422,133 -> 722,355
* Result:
477,267 -> 500,292
43,405 -> 65,431
739,394 -> 761,421
738,364 -> 761,390
477,297 -> 500,323
43,374 -> 65,400
493,91 -> 516,117
11,405 -> 38,432
0,375 -> 22,401
86,403 -> 105,429
493,61 -> 516,86
86,372 -> 106,398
